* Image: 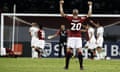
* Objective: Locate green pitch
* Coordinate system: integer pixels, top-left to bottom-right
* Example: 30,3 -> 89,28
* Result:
0,58 -> 120,72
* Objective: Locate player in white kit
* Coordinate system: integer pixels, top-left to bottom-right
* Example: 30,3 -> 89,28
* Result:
29,22 -> 39,58
90,20 -> 104,59
87,24 -> 96,59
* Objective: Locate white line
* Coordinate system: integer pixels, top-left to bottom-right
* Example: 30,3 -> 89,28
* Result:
8,16 -> 32,25
0,14 -> 4,55
12,4 -> 16,51
1,13 -> 120,17
44,27 -> 57,31
104,21 -> 120,28
15,17 -> 32,25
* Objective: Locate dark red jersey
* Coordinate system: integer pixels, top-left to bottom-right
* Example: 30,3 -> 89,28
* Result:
65,16 -> 87,37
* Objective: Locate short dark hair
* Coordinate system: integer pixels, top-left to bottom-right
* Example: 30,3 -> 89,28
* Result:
39,24 -> 43,29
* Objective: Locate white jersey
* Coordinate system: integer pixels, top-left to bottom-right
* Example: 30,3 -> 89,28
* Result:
41,30 -> 45,39
29,26 -> 39,38
29,26 -> 39,47
96,26 -> 104,47
97,26 -> 104,38
88,27 -> 96,49
88,27 -> 96,40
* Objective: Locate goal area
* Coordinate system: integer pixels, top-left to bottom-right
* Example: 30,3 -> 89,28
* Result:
1,13 -> 120,57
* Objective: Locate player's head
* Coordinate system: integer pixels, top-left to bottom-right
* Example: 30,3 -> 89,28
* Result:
60,24 -> 65,30
72,9 -> 79,16
97,22 -> 100,25
31,22 -> 38,27
88,23 -> 94,28
85,24 -> 89,29
96,21 -> 102,27
39,24 -> 43,29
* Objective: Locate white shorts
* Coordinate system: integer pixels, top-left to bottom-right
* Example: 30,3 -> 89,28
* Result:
88,38 -> 96,49
31,37 -> 39,48
36,40 -> 45,49
96,37 -> 104,47
67,37 -> 82,49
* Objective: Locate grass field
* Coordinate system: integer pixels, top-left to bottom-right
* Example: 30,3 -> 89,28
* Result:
0,58 -> 120,72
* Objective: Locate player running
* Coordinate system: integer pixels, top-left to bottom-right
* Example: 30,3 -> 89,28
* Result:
29,22 -> 40,58
59,0 -> 92,70
90,20 -> 104,59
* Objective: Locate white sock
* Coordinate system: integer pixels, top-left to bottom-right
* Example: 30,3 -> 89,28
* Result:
84,49 -> 88,59
32,48 -> 38,58
96,51 -> 100,59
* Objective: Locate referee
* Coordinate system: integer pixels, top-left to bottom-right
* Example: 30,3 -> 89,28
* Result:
48,25 -> 67,57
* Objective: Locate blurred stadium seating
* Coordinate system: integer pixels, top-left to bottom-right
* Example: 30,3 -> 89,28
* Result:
0,0 -> 120,14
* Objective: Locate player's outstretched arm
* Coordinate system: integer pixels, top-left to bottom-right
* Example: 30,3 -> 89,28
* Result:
80,29 -> 87,32
87,1 -> 93,17
59,0 -> 66,17
90,20 -> 99,27
81,25 -> 87,32
48,34 -> 57,39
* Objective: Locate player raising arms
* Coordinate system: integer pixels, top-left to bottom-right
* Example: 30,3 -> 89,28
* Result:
59,0 -> 92,70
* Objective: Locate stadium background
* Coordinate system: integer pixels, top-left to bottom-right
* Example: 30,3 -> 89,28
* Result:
0,0 -> 120,58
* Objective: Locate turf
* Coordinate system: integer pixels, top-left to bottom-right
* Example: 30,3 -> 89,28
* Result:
0,58 -> 120,72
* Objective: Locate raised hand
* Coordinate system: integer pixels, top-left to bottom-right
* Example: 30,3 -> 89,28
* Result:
60,0 -> 64,4
88,1 -> 92,5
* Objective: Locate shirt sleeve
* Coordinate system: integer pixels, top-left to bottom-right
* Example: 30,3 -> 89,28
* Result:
42,30 -> 45,38
80,16 -> 87,22
65,16 -> 72,21
56,30 -> 60,36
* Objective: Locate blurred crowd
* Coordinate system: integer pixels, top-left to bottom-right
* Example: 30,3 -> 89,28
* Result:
0,0 -> 120,14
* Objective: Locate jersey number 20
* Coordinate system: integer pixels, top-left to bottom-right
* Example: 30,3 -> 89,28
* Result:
71,23 -> 81,31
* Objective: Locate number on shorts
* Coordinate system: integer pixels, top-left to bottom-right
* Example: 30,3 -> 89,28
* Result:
71,23 -> 81,31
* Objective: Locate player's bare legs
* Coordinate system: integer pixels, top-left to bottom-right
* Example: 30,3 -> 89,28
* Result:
35,47 -> 41,58
32,46 -> 38,58
77,48 -> 83,70
64,48 -> 72,69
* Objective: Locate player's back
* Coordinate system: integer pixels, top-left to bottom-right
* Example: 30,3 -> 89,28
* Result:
88,27 -> 95,39
97,26 -> 104,38
29,26 -> 39,38
65,16 -> 87,37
